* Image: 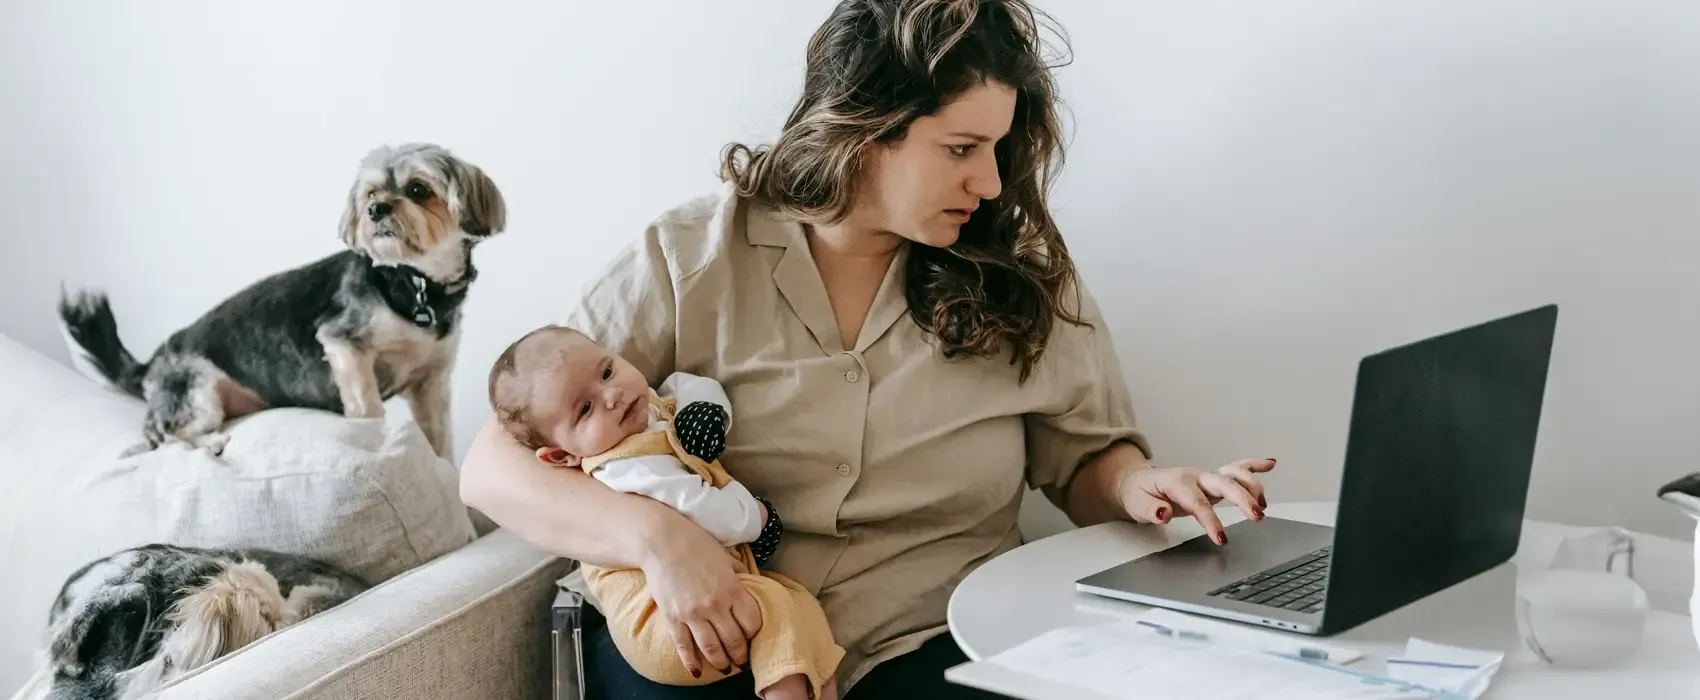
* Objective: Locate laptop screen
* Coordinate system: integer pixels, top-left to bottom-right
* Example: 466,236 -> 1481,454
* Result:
1323,304 -> 1557,632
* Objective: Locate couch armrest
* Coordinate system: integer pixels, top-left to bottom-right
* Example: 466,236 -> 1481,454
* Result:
155,529 -> 573,700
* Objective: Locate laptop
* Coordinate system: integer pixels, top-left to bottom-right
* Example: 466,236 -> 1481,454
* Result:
1075,304 -> 1559,636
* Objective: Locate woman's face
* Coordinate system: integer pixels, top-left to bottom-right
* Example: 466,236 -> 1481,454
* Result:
851,80 -> 1016,249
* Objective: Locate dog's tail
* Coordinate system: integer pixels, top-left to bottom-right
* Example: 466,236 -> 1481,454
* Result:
57,287 -> 146,397
160,561 -> 286,674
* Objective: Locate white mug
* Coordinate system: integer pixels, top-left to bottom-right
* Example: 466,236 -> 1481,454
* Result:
1515,528 -> 1648,667
1655,476 -> 1700,648
1691,519 -> 1699,648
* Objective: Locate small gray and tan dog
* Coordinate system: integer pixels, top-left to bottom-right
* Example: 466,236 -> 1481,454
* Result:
57,142 -> 506,459
10,544 -> 368,700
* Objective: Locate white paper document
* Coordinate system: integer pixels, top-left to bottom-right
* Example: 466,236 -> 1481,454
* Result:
1385,638 -> 1505,700
1133,608 -> 1366,664
984,621 -> 1465,700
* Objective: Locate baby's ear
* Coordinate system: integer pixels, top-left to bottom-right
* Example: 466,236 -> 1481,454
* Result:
536,447 -> 580,468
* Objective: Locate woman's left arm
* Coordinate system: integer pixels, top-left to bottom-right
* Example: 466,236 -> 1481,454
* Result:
1024,282 -> 1275,545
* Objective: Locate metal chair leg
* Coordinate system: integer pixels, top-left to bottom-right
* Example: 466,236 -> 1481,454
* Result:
551,587 -> 586,700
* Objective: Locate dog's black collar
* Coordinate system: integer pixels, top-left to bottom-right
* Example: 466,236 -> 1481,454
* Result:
367,256 -> 476,332
402,269 -> 448,327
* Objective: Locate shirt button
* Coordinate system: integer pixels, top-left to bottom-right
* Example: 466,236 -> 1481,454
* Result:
844,369 -> 860,383
837,464 -> 852,476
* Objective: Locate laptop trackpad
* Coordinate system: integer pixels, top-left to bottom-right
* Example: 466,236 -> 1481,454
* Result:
1077,518 -> 1335,601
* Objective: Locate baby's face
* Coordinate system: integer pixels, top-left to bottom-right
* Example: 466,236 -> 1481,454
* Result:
527,334 -> 653,464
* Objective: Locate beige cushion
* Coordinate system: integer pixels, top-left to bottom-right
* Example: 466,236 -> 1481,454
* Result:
153,529 -> 570,700
0,333 -> 476,694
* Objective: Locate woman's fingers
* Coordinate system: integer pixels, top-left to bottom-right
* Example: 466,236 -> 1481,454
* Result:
1217,465 -> 1269,510
1219,458 -> 1274,508
730,588 -> 764,640
688,618 -> 733,674
672,620 -> 704,678
708,607 -> 750,668
1182,495 -> 1227,544
1233,457 -> 1278,474
1201,471 -> 1262,522
1118,486 -> 1173,524
1156,474 -> 1226,545
1123,461 -> 1279,545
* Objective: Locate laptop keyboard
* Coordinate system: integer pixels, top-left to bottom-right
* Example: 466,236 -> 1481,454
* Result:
1207,546 -> 1331,613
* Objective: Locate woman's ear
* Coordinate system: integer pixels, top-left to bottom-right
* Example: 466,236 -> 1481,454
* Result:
535,446 -> 580,468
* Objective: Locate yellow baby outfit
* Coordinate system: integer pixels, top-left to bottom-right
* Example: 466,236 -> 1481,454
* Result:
578,395 -> 844,696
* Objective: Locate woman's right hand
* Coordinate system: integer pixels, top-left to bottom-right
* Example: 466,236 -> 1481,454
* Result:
639,512 -> 764,678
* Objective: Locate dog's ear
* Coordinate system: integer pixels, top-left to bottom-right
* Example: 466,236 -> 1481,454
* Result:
337,179 -> 362,246
47,584 -> 153,677
448,160 -> 506,238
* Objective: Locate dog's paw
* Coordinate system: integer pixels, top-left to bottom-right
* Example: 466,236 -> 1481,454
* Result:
673,401 -> 728,463
193,433 -> 230,456
342,401 -> 385,420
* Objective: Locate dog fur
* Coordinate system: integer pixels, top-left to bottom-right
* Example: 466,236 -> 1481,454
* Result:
9,544 -> 368,700
57,142 -> 506,459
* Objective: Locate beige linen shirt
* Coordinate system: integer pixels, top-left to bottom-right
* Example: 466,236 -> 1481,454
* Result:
562,184 -> 1150,691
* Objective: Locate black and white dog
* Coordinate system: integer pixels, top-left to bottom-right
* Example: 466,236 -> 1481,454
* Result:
58,142 -> 506,459
10,544 -> 368,700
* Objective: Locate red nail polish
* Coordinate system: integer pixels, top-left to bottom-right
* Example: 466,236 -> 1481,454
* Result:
1155,506 -> 1169,522
691,669 -> 702,678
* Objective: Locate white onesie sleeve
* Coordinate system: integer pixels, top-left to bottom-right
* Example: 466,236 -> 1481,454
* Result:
587,371 -> 758,547
658,371 -> 734,431
589,454 -> 764,546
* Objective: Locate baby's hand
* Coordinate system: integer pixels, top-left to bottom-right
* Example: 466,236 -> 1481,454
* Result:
674,401 -> 729,463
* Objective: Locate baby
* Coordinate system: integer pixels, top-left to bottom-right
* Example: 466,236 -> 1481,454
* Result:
487,324 -> 843,700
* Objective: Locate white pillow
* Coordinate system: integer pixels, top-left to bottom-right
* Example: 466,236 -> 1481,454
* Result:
105,407 -> 477,584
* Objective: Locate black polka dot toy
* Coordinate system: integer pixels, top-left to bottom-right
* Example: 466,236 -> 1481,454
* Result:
673,401 -> 728,464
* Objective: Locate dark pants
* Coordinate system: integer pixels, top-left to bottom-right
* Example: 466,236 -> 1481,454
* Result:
582,604 -> 1007,699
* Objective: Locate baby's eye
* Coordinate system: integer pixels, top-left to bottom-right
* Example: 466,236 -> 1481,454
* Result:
579,402 -> 591,419
601,366 -> 612,381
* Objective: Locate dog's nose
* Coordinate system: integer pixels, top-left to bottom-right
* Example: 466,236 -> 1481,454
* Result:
368,202 -> 392,222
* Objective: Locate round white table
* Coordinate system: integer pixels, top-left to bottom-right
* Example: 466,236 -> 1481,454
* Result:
948,501 -> 1700,698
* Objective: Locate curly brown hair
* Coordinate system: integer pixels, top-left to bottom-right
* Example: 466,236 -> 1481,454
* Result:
720,0 -> 1084,382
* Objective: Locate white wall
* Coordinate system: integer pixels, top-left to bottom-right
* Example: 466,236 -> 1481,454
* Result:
3,0 -> 1697,539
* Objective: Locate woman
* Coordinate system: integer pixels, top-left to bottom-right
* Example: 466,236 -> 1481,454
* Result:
459,1 -> 1274,698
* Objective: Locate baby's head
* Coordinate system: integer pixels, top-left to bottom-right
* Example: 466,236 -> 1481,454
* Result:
487,324 -> 653,467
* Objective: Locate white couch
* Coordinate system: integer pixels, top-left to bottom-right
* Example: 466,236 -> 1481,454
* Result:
0,332 -> 573,700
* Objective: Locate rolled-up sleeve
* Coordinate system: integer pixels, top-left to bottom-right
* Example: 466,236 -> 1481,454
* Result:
562,221 -> 678,386
1022,281 -> 1153,496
